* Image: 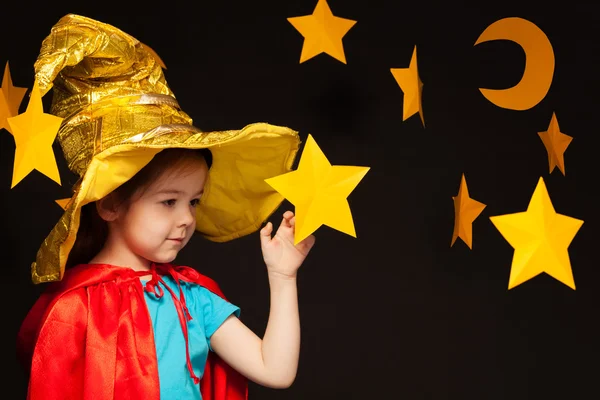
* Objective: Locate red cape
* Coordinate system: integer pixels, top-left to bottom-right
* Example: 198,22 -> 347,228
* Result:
17,263 -> 248,400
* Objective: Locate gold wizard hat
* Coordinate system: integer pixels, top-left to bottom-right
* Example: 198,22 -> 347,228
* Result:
30,14 -> 300,284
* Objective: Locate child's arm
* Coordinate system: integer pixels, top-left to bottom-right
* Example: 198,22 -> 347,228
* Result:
210,272 -> 299,388
211,211 -> 315,389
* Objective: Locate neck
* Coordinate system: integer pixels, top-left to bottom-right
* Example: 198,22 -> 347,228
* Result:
88,253 -> 152,271
89,233 -> 153,272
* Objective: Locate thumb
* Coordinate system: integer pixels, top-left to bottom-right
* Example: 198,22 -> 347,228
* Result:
259,222 -> 273,248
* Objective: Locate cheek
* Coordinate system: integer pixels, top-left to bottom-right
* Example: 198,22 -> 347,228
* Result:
125,207 -> 170,242
190,212 -> 198,231
145,215 -> 172,237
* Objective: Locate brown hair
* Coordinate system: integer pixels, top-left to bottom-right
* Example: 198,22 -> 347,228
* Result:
65,148 -> 211,270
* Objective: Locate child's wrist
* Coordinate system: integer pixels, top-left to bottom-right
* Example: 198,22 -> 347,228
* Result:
267,269 -> 298,282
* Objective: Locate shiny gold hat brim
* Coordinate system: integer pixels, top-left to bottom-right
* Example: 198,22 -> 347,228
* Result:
32,122 -> 300,284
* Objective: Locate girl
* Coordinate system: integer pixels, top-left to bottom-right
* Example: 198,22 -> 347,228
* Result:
17,14 -> 314,400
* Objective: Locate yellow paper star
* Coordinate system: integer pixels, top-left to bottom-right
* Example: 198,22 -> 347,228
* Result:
0,61 -> 28,133
451,174 -> 486,249
391,45 -> 425,127
265,134 -> 369,244
538,112 -> 572,175
7,80 -> 63,188
490,177 -> 583,290
287,0 -> 357,64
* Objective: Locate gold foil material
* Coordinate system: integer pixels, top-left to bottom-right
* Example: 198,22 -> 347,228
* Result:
31,14 -> 300,283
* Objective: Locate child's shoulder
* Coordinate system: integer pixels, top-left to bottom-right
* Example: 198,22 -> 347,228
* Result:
45,263 -> 124,292
167,264 -> 228,299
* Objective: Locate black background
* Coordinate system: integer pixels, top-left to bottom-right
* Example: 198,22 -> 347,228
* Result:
2,1 -> 599,399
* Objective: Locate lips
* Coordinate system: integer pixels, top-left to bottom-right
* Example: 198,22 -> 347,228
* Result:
168,233 -> 186,242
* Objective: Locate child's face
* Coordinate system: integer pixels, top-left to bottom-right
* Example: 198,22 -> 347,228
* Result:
114,159 -> 209,265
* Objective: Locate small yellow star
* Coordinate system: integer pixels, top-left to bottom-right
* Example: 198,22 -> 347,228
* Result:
391,45 -> 424,127
287,0 -> 357,64
538,112 -> 572,175
451,174 -> 486,249
55,198 -> 71,210
7,80 -> 63,188
265,134 -> 369,244
0,61 -> 28,134
490,177 -> 583,290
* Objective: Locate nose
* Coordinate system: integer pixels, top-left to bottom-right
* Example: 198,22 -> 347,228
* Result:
177,205 -> 196,228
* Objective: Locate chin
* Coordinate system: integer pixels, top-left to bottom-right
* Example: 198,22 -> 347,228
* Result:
151,254 -> 178,264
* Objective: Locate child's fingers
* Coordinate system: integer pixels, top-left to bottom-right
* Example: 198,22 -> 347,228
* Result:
260,222 -> 273,247
260,222 -> 273,236
280,215 -> 291,228
281,211 -> 295,228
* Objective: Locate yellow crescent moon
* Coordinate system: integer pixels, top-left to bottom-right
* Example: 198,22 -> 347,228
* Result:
474,17 -> 554,111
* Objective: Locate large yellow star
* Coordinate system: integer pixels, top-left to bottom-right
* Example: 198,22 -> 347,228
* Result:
7,80 -> 63,188
287,0 -> 357,64
451,174 -> 486,249
265,134 -> 369,244
538,112 -> 572,175
490,177 -> 583,290
390,45 -> 425,127
0,61 -> 28,134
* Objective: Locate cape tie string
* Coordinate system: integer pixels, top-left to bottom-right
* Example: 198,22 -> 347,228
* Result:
143,264 -> 200,385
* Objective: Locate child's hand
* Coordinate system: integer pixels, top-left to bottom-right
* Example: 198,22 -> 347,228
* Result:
260,211 -> 315,279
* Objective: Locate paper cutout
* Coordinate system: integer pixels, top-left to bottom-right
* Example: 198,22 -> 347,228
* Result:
7,80 -> 63,188
451,174 -> 486,249
0,61 -> 28,134
474,17 -> 554,111
140,42 -> 167,69
390,45 -> 424,126
265,134 -> 369,244
538,112 -> 572,175
55,198 -> 71,210
489,177 -> 583,290
287,0 -> 356,64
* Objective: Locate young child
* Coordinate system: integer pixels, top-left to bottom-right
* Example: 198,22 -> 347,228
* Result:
16,14 -> 315,400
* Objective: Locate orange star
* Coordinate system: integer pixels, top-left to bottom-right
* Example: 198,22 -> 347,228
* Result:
451,174 -> 486,249
390,45 -> 425,127
7,80 -> 63,188
55,198 -> 71,210
538,112 -> 572,175
0,61 -> 28,134
287,0 -> 357,64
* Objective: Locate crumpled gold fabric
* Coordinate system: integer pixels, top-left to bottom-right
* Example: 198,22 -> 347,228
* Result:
31,14 -> 300,284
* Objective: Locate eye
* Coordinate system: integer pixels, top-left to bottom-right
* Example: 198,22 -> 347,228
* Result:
162,199 -> 177,207
190,198 -> 201,207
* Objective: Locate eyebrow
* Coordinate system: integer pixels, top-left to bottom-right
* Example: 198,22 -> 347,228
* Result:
155,189 -> 204,196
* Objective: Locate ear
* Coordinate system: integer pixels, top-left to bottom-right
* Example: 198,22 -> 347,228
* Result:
95,194 -> 122,222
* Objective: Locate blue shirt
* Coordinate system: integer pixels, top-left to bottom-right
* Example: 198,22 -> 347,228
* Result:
142,275 -> 240,399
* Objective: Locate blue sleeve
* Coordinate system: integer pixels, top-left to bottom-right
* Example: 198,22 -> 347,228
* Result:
195,286 -> 241,351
